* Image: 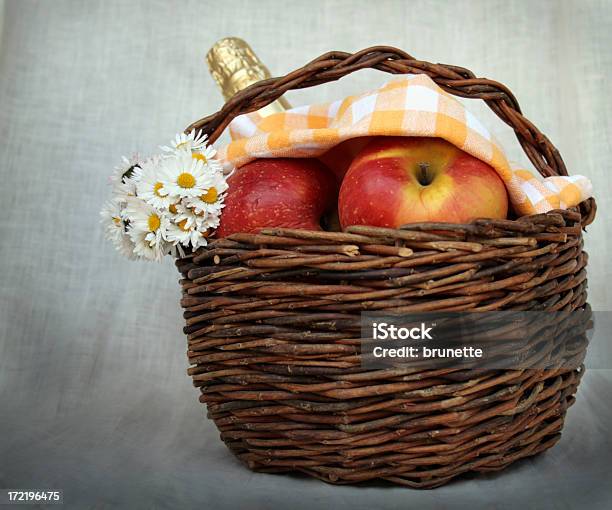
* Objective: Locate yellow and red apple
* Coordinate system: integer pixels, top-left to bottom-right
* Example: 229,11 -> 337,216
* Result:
338,137 -> 508,228
216,158 -> 337,237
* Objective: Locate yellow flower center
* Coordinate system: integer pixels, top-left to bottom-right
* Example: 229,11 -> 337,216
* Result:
178,219 -> 190,232
192,152 -> 207,163
153,182 -> 164,197
168,204 -> 178,214
177,172 -> 196,189
200,187 -> 218,204
112,216 -> 121,225
148,213 -> 161,232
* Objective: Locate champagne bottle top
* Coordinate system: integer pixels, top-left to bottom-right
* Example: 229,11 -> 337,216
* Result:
206,37 -> 290,113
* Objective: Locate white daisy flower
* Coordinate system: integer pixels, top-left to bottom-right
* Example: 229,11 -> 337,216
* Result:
113,231 -> 138,259
192,232 -> 209,250
190,144 -> 219,166
161,130 -> 208,154
130,229 -> 169,262
159,153 -> 211,199
172,202 -> 201,230
204,210 -> 222,231
100,200 -> 125,244
133,155 -> 176,210
167,201 -> 213,248
186,171 -> 228,215
109,155 -> 142,200
124,198 -> 169,249
176,145 -> 224,178
167,218 -> 207,248
100,200 -> 138,260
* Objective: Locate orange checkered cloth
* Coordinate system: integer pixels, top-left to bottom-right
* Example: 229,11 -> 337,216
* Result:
218,74 -> 592,216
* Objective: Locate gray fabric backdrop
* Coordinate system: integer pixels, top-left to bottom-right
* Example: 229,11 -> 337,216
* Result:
1,1 -> 611,509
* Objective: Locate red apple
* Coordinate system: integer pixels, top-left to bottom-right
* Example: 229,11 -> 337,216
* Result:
216,158 -> 337,237
338,137 -> 508,228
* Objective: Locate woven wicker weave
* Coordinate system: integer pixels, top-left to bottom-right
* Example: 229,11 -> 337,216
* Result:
177,46 -> 596,488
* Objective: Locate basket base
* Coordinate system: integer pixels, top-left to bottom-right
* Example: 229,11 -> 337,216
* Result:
207,367 -> 581,489
233,434 -> 561,489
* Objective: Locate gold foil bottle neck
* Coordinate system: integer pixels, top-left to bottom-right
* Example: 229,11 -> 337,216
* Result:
206,37 -> 290,116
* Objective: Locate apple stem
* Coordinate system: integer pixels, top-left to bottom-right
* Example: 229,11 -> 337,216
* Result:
418,163 -> 433,186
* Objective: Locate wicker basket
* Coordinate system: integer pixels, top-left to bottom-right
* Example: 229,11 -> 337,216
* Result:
177,47 -> 596,488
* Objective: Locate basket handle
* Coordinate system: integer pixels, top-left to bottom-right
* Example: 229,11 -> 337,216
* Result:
186,45 -> 595,225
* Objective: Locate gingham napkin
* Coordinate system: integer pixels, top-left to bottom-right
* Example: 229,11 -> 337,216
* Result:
219,74 -> 592,216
